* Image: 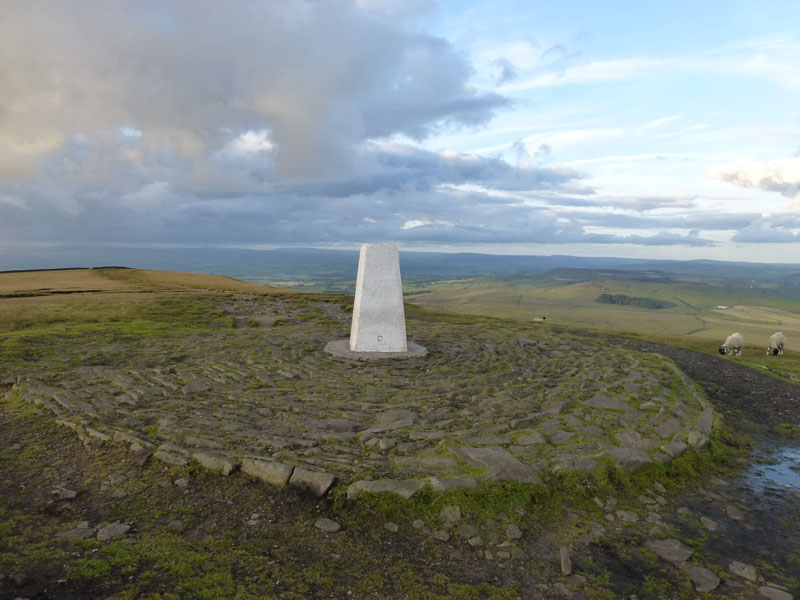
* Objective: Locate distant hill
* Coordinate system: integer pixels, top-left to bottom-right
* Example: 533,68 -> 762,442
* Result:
1,244 -> 799,298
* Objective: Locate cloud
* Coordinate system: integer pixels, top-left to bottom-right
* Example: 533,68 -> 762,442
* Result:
732,214 -> 800,243
708,157 -> 800,205
0,1 -> 505,179
590,231 -> 716,247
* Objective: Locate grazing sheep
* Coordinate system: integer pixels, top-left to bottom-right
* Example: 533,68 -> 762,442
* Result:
532,316 -> 546,322
719,332 -> 744,356
767,331 -> 786,356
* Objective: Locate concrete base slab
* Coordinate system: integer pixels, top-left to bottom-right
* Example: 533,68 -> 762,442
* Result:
325,339 -> 427,360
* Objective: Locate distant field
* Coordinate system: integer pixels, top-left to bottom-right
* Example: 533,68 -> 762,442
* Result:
404,274 -> 800,353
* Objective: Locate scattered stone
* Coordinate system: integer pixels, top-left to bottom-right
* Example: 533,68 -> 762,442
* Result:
111,487 -> 127,499
153,449 -> 188,467
431,530 -> 450,541
505,524 -> 522,539
758,587 -> 793,600
510,546 -> 528,561
347,479 -> 425,500
427,476 -> 477,494
553,581 -> 573,597
378,438 -> 396,450
687,431 -> 709,449
566,573 -> 587,588
168,520 -> 185,532
559,546 -> 572,575
174,477 -> 190,488
791,491 -> 800,502
242,458 -> 293,488
700,516 -> 719,531
56,527 -> 95,539
644,538 -> 693,563
314,518 -> 341,533
440,505 -> 461,525
729,561 -> 758,582
52,487 -> 77,500
616,510 -> 639,523
181,381 -> 211,395
682,564 -> 720,592
661,441 -> 688,458
383,522 -> 399,532
677,507 -> 690,516
653,482 -> 667,494
131,449 -> 151,466
726,505 -> 745,521
412,519 -> 425,529
459,524 -> 479,539
97,522 -> 131,542
468,536 -> 483,546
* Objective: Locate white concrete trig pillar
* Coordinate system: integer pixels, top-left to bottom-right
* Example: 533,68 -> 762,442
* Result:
349,243 -> 408,352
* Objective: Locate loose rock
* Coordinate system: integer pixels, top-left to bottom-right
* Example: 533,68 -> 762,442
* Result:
559,546 -> 572,575
758,587 -> 794,600
97,522 -> 131,542
729,560 -> 758,581
314,518 -> 341,533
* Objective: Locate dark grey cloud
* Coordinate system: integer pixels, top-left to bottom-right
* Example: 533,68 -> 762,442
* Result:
732,215 -> 800,243
586,231 -> 716,247
572,211 -> 758,231
0,1 -> 749,251
0,0 -> 505,179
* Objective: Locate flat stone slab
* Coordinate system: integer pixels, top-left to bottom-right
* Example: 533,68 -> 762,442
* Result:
325,339 -> 427,360
604,447 -> 652,473
347,478 -> 426,500
645,538 -> 694,563
449,446 -> 542,484
97,522 -> 131,542
242,458 -> 293,488
682,564 -> 720,592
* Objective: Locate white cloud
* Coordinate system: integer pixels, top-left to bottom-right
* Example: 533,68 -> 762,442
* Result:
499,57 -> 668,92
732,214 -> 800,243
708,157 -> 800,206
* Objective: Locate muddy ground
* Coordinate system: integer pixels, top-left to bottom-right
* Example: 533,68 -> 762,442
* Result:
0,334 -> 798,599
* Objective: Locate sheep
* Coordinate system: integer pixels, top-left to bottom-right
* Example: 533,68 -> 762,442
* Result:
532,316 -> 546,322
766,331 -> 786,356
719,332 -> 744,356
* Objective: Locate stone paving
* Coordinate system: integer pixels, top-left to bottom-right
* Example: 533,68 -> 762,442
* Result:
5,293 -> 714,497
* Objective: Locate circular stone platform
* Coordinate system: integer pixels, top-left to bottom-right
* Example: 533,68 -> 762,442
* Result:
5,294 -> 714,499
324,339 -> 427,360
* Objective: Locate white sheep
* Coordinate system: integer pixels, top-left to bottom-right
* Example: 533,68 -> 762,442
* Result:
766,331 -> 786,356
719,332 -> 743,356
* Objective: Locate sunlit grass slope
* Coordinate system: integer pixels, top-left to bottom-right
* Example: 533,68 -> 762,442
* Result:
0,268 -> 291,334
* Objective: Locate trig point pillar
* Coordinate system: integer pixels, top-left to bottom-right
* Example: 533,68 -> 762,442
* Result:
350,243 -> 408,352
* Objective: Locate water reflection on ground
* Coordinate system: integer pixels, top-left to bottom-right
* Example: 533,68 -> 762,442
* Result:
740,443 -> 800,497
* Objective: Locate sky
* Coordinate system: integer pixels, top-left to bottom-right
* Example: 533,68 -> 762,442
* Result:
1,0 -> 799,262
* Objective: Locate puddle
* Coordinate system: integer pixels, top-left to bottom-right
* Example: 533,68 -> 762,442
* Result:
741,444 -> 800,496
